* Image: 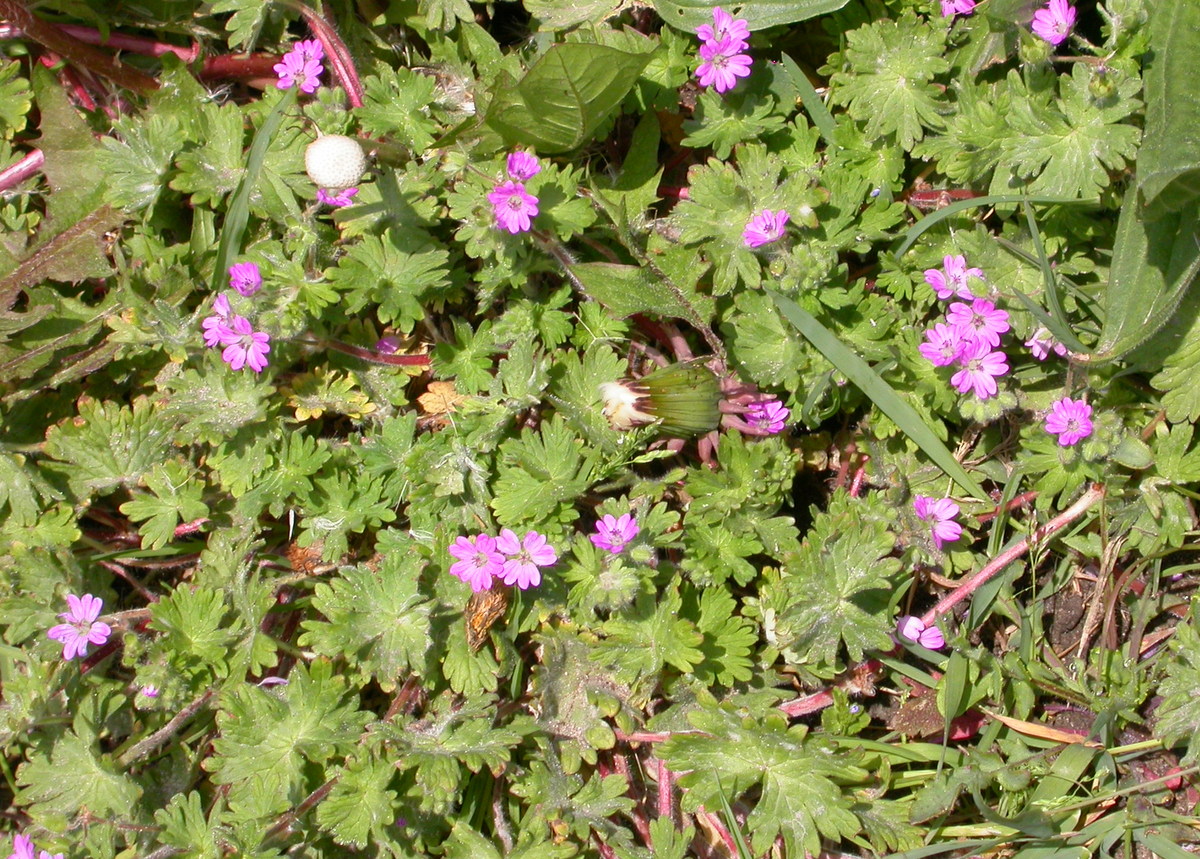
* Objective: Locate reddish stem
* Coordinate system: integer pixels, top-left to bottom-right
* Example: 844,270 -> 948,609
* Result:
920,483 -> 1105,626
0,149 -> 43,192
778,689 -> 834,718
657,758 -> 673,818
975,489 -> 1039,523
322,339 -> 431,366
293,4 -> 364,107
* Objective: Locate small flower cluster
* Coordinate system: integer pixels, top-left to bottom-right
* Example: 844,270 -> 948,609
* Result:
274,39 -> 324,94
488,151 -> 541,234
449,529 -> 557,592
919,255 -> 1011,399
201,263 -> 271,373
695,7 -> 752,94
743,209 -> 789,248
7,833 -> 63,859
46,593 -> 111,661
1032,0 -> 1076,46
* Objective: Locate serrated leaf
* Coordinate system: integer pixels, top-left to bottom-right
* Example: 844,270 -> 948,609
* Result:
150,585 -> 240,680
315,754 -> 398,849
326,227 -> 450,334
491,415 -> 594,527
483,43 -> 652,153
594,585 -> 704,688
659,703 -> 865,857
0,60 -> 32,139
299,535 -> 433,691
153,792 -> 221,858
358,67 -> 439,152
17,732 -> 141,818
119,460 -> 210,550
1154,621 -> 1200,765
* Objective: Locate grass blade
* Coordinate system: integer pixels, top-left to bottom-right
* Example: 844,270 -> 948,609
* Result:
893,194 -> 1096,258
779,53 -> 835,144
769,291 -> 988,501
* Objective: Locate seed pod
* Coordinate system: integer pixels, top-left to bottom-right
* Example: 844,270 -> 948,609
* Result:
600,361 -> 721,437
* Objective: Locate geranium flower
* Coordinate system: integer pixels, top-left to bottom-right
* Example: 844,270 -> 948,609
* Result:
897,615 -> 946,650
47,593 -> 111,661
745,400 -> 790,434
913,496 -> 963,549
924,254 -> 983,300
228,262 -> 261,297
1045,397 -> 1093,446
919,322 -> 970,367
1025,327 -> 1070,361
695,36 -> 753,94
487,180 -> 539,234
506,151 -> 541,181
202,293 -> 234,348
950,340 -> 1009,399
9,833 -> 34,859
448,534 -> 504,592
590,514 -> 639,555
697,6 -> 749,49
496,529 -> 557,590
947,298 -> 1010,349
940,0 -> 976,17
742,209 -> 790,248
317,187 -> 358,208
274,39 -> 324,93
1032,0 -> 1076,45
220,316 -> 271,373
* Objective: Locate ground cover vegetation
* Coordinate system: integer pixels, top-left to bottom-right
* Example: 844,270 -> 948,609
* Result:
1,0 -> 1199,856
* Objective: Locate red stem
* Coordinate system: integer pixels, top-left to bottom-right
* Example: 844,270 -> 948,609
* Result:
0,149 -> 44,192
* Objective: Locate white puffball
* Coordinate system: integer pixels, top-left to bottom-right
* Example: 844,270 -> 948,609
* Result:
304,135 -> 367,191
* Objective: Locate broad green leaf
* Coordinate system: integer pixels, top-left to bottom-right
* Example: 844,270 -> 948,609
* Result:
315,754 -> 398,849
769,292 -> 988,500
0,60 -> 32,139
1153,621 -> 1200,765
149,586 -> 239,681
119,460 -> 210,550
17,732 -> 141,819
569,261 -> 711,322
1087,184 -> 1200,363
653,0 -> 849,31
483,43 -> 652,153
1137,1 -> 1200,221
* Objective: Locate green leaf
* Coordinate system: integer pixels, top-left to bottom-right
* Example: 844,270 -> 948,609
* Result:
119,460 -> 210,550
17,732 -> 141,819
0,60 -> 33,139
296,472 -> 398,562
659,703 -> 865,857
1088,183 -> 1200,363
169,102 -> 246,207
491,415 -> 594,527
1137,0 -> 1200,220
769,292 -> 988,500
315,753 -> 398,849
569,261 -> 712,321
299,533 -> 433,691
357,67 -> 439,152
1153,620 -> 1200,765
483,43 -> 652,153
826,12 -> 948,150
150,585 -> 240,681
653,0 -> 850,31
153,792 -> 222,858
594,585 -> 704,689
99,114 -> 185,211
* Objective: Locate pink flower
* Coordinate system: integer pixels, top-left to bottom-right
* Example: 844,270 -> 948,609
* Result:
9,834 -> 34,859
1032,0 -> 1076,45
590,513 -> 640,554
1024,327 -> 1070,361
924,254 -> 983,300
946,298 -> 1010,349
142,684 -> 160,698
202,293 -> 233,348
940,0 -> 976,17
220,316 -> 271,373
919,322 -> 970,367
317,187 -> 358,207
697,7 -> 750,50
46,593 -> 111,661
274,39 -> 324,93
897,615 -> 945,650
745,399 -> 790,434
487,180 -> 539,234
228,262 -> 261,297
913,495 -> 962,549
506,151 -> 541,181
742,209 -> 790,248
695,36 -> 753,94
496,529 -> 557,590
950,340 -> 1009,399
448,534 -> 504,592
1045,397 -> 1093,446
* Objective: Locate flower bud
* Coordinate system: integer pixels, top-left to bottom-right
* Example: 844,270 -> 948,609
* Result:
600,362 -> 721,437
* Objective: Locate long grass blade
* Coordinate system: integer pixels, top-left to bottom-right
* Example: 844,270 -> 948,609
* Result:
769,291 -> 989,501
893,194 -> 1096,258
779,53 -> 836,144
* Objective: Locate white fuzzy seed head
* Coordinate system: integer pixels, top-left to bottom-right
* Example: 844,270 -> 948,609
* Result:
305,135 -> 367,191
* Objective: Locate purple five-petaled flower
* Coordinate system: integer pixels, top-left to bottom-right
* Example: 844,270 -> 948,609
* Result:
202,293 -> 233,348
745,399 -> 790,434
919,322 -> 970,367
590,513 -> 640,555
1025,327 -> 1070,361
506,152 -> 541,182
1045,397 -> 1093,446
274,39 -> 324,94
228,262 -> 262,297
696,36 -> 753,94
317,187 -> 358,208
47,593 -> 111,661
220,316 -> 271,373
913,495 -> 963,550
487,180 -> 539,234
697,7 -> 750,49
924,254 -> 983,301
448,533 -> 504,592
950,339 -> 1009,399
496,529 -> 557,590
1031,0 -> 1076,46
742,209 -> 790,248
940,0 -> 976,17
946,298 -> 1010,349
897,615 -> 946,650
